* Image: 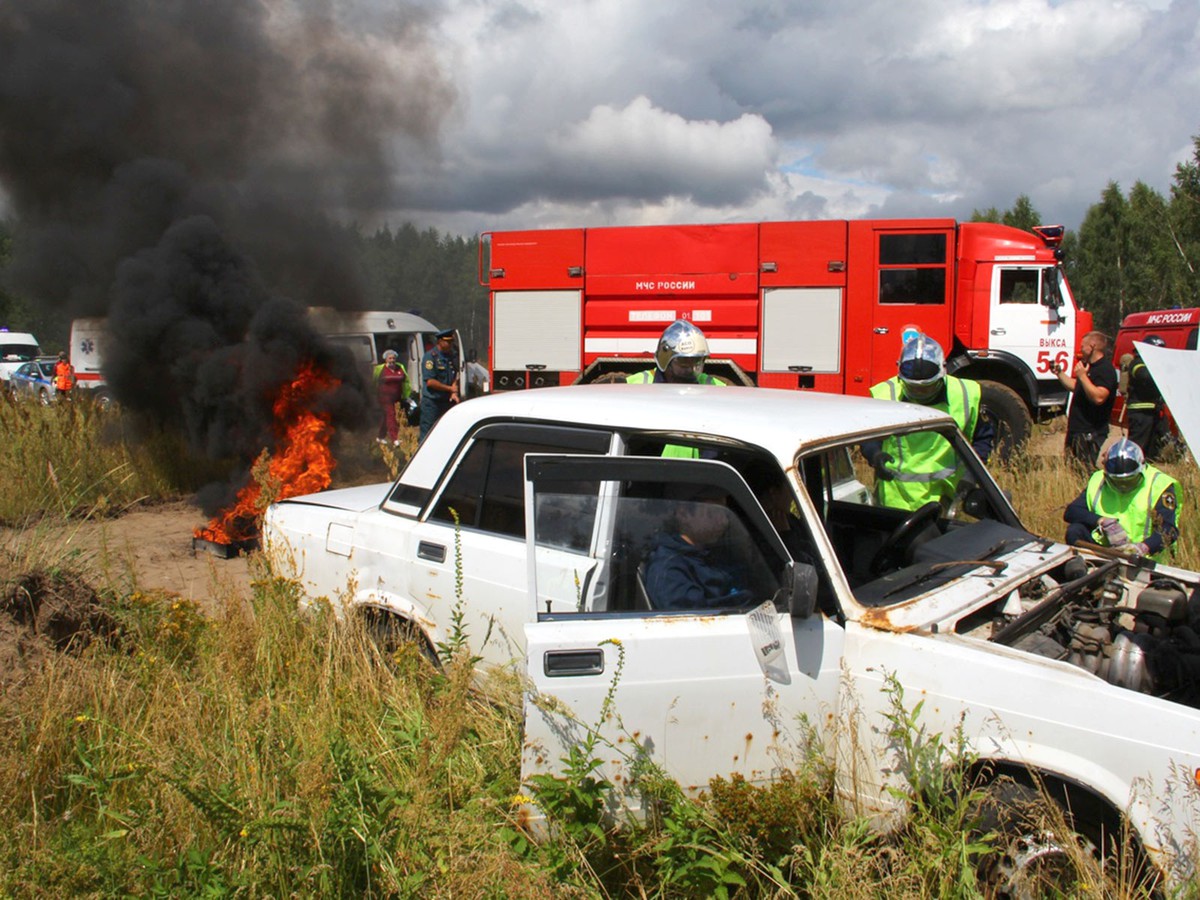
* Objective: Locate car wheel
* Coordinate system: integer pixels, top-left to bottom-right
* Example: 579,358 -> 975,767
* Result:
978,380 -> 1031,463
972,779 -> 1153,898
38,387 -> 51,406
359,607 -> 440,669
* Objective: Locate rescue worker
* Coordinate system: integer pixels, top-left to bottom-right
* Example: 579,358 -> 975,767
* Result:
420,328 -> 459,441
864,334 -> 994,511
374,349 -> 408,445
53,351 -> 76,401
1125,334 -> 1170,461
1064,437 -> 1180,561
627,319 -> 725,458
626,320 -> 725,386
1055,330 -> 1117,468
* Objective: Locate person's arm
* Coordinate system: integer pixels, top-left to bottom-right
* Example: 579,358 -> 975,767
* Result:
1140,485 -> 1180,556
971,415 -> 995,463
1071,360 -> 1112,406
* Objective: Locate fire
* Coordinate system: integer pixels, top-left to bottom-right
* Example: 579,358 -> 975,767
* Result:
194,360 -> 338,546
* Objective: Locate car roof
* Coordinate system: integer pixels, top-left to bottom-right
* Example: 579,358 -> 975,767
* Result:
405,383 -> 952,486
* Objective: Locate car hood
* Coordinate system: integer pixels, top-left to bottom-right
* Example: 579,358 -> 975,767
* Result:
856,536 -> 1073,634
273,482 -> 391,513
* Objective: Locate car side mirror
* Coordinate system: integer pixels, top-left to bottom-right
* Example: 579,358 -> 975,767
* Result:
787,561 -> 820,619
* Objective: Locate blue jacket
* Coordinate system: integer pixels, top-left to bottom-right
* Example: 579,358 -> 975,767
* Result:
643,533 -> 750,610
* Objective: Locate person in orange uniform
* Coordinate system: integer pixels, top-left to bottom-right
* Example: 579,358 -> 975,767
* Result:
54,351 -> 76,401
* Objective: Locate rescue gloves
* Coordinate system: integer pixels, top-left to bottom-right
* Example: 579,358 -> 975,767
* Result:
870,450 -> 896,481
1099,517 -> 1130,548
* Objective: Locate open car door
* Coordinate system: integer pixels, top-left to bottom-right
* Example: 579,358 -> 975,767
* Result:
520,454 -> 846,824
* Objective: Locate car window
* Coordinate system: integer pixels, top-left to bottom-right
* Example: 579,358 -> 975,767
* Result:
429,425 -> 610,542
530,459 -> 798,616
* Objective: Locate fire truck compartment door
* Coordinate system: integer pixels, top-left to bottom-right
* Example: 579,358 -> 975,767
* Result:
761,287 -> 842,374
493,290 -> 582,371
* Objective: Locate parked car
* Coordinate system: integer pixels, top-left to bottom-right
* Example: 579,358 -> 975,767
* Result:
8,358 -> 56,404
263,384 -> 1200,892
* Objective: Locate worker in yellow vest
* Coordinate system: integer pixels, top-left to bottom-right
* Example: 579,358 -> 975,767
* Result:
864,334 -> 993,511
627,319 -> 725,458
1064,437 -> 1181,561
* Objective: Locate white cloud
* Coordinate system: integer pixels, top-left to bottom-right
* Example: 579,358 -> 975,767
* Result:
389,0 -> 1200,234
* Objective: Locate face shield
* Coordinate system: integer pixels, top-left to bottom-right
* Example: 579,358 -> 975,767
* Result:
898,334 -> 946,404
1104,438 -> 1145,492
655,320 -> 710,383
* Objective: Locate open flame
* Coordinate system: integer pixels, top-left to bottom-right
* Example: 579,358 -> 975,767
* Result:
194,360 -> 339,546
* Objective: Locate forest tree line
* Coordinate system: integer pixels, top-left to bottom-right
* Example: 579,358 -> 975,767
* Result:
3,129 -> 1199,354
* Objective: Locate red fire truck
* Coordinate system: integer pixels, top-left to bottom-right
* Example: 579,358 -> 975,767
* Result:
479,219 -> 1092,456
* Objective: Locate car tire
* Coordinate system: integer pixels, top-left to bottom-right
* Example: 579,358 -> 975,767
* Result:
359,607 -> 440,669
38,387 -> 51,406
977,380 -> 1031,463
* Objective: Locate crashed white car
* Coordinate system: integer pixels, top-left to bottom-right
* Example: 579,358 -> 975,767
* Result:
264,384 -> 1200,888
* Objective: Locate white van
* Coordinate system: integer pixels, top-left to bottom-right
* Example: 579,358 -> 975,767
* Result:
0,329 -> 42,383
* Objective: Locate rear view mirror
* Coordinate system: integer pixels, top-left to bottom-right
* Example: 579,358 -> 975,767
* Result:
787,561 -> 820,619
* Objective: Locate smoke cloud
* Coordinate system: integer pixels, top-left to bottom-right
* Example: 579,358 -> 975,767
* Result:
0,0 -> 453,513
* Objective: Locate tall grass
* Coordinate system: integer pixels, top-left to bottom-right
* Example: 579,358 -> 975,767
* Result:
0,400 -> 230,524
0,558 -> 546,897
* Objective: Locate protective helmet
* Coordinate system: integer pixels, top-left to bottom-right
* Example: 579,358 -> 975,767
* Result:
897,333 -> 946,403
1142,334 -> 1166,348
1104,437 -> 1145,491
655,319 -> 710,374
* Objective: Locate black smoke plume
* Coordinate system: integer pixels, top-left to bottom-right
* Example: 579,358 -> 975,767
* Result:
0,1 -> 452,514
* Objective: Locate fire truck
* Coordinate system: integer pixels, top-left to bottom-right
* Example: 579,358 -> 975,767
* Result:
479,219 -> 1092,457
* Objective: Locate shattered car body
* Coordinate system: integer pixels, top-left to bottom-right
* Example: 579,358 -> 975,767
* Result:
263,384 -> 1200,884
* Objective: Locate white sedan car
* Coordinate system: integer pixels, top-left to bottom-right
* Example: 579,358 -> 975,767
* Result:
265,384 -> 1200,891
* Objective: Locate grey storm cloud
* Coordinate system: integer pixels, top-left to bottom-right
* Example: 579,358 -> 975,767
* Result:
393,0 -> 1198,234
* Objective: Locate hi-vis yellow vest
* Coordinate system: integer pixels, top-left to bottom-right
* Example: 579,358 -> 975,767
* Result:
869,376 -> 980,511
627,369 -> 725,457
1086,465 -> 1181,561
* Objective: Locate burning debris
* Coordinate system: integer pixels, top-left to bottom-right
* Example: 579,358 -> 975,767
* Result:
0,2 -> 452,538
194,360 -> 339,554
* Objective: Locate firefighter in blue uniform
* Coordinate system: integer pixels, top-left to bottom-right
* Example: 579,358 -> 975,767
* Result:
420,329 -> 459,441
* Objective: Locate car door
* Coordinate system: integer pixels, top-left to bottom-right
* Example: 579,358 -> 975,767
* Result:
521,455 -> 847,817
403,423 -> 614,669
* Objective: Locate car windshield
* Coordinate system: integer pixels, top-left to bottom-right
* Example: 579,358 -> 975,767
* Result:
0,343 -> 38,361
797,423 -> 1034,607
37,361 -> 54,377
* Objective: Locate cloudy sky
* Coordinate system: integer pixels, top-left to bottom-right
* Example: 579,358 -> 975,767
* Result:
385,0 -> 1199,236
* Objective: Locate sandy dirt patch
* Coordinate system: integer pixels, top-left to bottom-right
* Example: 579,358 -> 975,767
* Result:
2,500 -> 254,605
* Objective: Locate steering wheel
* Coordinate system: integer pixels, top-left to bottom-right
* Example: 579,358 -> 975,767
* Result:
869,500 -> 941,575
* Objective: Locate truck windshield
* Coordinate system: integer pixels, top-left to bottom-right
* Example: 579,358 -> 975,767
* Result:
0,342 -> 38,361
799,424 -> 1030,605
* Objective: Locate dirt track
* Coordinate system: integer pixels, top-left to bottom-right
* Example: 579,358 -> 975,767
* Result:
2,500 -> 254,604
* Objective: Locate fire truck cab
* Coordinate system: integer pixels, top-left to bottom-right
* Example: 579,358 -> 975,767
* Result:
480,219 -> 1091,458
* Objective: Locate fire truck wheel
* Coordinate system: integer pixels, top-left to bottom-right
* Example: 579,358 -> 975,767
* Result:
978,380 -> 1031,462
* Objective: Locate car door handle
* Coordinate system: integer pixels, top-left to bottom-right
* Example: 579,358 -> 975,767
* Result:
990,327 -> 1006,335
873,327 -> 889,334
417,541 -> 446,563
543,649 -> 605,677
